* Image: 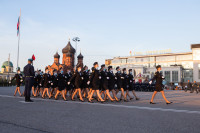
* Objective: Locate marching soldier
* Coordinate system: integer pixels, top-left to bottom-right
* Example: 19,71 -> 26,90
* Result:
127,69 -> 139,100
65,68 -> 73,98
49,70 -> 59,98
68,65 -> 84,102
32,71 -> 38,96
41,67 -> 51,99
87,62 -> 105,103
35,70 -> 43,97
55,68 -> 67,101
82,66 -> 90,98
115,66 -> 126,101
11,68 -> 23,96
23,58 -> 35,102
149,65 -> 172,104
107,66 -> 119,101
121,68 -> 129,102
100,64 -> 115,102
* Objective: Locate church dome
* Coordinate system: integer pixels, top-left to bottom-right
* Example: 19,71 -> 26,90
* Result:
62,41 -> 76,54
54,52 -> 60,58
77,52 -> 84,58
2,61 -> 13,67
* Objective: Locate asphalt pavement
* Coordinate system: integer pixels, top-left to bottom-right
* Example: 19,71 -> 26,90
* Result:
0,86 -> 200,133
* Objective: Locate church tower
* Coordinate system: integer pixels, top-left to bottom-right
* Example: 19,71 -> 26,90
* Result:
54,52 -> 60,64
62,40 -> 76,69
77,52 -> 84,68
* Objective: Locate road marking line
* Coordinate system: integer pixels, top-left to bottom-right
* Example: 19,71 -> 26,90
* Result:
19,101 -> 34,103
0,94 -> 200,114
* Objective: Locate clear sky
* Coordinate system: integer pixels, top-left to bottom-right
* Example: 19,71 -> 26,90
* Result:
0,0 -> 200,71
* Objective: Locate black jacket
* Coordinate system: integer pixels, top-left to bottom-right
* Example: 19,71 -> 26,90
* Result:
69,71 -> 83,88
115,72 -> 123,89
41,73 -> 51,88
82,70 -> 90,88
51,75 -> 58,88
57,73 -> 66,88
23,64 -> 35,78
152,71 -> 164,89
122,72 -> 128,89
11,74 -> 23,84
100,70 -> 109,89
90,69 -> 101,86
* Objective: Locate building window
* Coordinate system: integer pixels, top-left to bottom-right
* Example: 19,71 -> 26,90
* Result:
183,69 -> 193,82
164,71 -> 170,82
172,71 -> 178,82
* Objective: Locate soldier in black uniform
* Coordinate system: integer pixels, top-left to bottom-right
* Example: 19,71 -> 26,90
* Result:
107,66 -> 119,101
115,66 -> 126,101
68,65 -> 84,102
49,70 -> 59,98
23,58 -> 35,102
11,68 -> 23,96
149,65 -> 172,104
41,67 -> 51,99
88,67 -> 94,97
32,71 -> 38,97
100,64 -> 115,102
82,66 -> 90,98
127,69 -> 139,100
35,70 -> 43,97
55,68 -> 67,100
87,62 -> 105,103
64,68 -> 73,98
121,68 -> 129,102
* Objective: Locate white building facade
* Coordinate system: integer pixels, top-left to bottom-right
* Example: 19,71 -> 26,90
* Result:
105,44 -> 200,84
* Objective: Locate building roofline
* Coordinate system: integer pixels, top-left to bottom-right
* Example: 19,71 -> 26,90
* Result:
191,44 -> 200,49
113,52 -> 192,59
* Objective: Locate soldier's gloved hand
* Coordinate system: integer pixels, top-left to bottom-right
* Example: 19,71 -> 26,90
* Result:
115,77 -> 117,80
149,81 -> 152,85
81,77 -> 84,80
99,76 -> 101,79
87,81 -> 90,85
107,77 -> 109,79
51,83 -> 53,85
20,80 -> 23,82
9,81 -> 11,84
40,84 -> 42,86
68,82 -> 70,85
121,77 -> 124,79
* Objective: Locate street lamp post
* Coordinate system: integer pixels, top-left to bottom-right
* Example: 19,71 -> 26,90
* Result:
72,37 -> 80,66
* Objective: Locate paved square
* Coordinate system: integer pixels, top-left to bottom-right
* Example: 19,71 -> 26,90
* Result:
0,86 -> 200,133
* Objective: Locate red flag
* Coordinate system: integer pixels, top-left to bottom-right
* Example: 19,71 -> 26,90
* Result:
32,54 -> 35,60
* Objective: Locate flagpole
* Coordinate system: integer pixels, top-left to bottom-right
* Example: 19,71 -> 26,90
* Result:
17,9 -> 21,70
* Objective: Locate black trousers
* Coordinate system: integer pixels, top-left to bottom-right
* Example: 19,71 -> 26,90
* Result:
25,78 -> 33,101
